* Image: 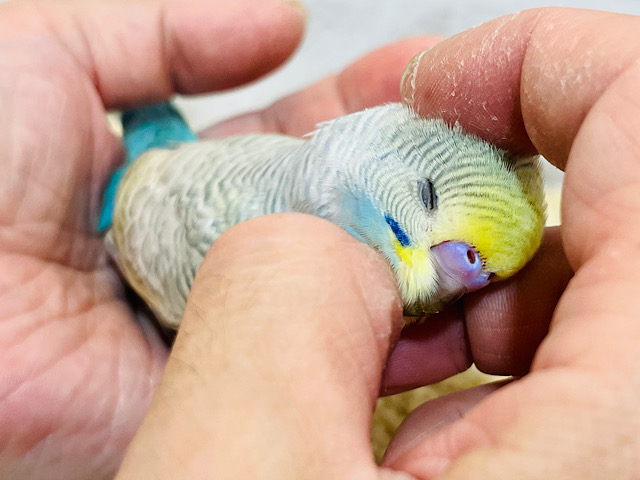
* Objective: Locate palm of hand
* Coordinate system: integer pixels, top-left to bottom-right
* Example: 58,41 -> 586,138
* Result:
0,16 -> 168,480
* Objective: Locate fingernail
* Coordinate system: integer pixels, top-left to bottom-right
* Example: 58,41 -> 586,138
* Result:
400,49 -> 429,110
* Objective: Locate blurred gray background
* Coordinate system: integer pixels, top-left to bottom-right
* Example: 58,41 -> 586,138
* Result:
178,0 -> 640,129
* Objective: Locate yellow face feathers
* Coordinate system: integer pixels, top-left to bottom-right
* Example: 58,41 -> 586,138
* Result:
390,152 -> 546,317
431,155 -> 546,279
392,237 -> 438,305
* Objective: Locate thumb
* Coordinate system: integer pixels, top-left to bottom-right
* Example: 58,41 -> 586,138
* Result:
115,213 -> 404,479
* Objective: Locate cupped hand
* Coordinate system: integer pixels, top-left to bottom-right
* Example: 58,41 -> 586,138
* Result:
0,0 -> 305,478
116,7 -> 639,480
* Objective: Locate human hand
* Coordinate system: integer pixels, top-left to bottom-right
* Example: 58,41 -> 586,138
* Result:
0,0 -> 305,478
115,7 -> 639,480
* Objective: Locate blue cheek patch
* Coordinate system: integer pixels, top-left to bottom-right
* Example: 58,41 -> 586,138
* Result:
384,214 -> 411,247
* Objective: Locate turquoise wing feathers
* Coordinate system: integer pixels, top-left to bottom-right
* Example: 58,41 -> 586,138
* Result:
98,103 -> 198,232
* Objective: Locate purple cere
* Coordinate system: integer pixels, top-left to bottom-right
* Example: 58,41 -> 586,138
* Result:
431,241 -> 491,292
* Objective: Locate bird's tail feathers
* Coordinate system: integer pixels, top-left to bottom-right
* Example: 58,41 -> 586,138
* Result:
97,102 -> 197,232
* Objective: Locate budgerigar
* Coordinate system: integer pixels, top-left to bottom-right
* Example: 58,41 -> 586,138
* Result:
100,102 -> 546,329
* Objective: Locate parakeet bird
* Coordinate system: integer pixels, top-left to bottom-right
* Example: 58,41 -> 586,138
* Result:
100,102 -> 545,329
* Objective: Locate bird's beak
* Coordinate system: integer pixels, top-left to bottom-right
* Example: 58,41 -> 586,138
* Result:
403,241 -> 491,317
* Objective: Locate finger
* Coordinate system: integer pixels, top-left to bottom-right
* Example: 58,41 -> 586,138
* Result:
202,36 -> 443,138
381,305 -> 472,396
532,60 -> 640,373
562,60 -> 640,268
386,331 -> 640,480
382,381 -> 506,468
400,8 -> 640,168
1,0 -> 306,108
116,214 -> 403,479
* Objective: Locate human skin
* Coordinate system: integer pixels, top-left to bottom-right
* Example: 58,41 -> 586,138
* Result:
0,1 -> 637,480
0,0 -> 307,478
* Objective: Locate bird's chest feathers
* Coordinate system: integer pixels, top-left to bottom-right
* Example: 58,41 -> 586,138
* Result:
391,237 -> 437,304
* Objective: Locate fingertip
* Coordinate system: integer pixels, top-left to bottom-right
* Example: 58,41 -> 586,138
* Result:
398,10 -> 540,155
399,49 -> 429,111
337,36 -> 444,112
382,382 -> 504,472
281,0 -> 308,21
187,213 -> 404,397
163,0 -> 306,96
399,7 -> 640,169
381,305 -> 472,395
207,213 -> 403,314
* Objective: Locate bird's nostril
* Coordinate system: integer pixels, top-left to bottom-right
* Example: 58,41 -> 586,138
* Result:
431,241 -> 490,291
466,249 -> 476,264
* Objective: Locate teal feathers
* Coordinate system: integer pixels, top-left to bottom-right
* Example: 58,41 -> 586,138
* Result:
98,102 -> 197,232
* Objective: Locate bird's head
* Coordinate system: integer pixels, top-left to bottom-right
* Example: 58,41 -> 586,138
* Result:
321,104 -> 546,318
390,156 -> 546,316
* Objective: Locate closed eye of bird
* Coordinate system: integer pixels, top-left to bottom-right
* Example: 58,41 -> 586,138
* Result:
419,178 -> 438,213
